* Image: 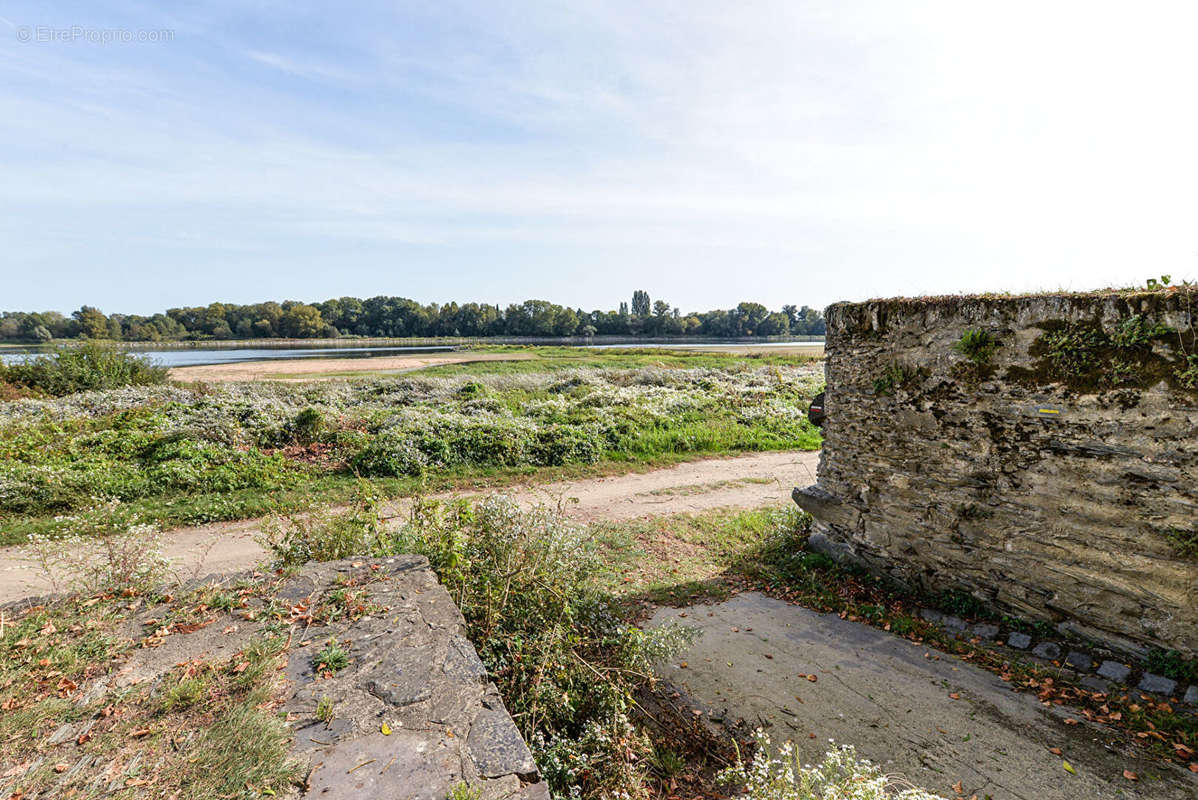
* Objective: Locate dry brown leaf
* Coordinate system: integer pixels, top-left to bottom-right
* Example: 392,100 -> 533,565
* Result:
1122,770 -> 1138,781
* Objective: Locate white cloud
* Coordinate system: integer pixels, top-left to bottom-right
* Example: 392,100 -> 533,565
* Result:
1,0 -> 1196,313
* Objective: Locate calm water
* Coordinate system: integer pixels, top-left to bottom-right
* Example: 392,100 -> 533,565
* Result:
0,339 -> 823,368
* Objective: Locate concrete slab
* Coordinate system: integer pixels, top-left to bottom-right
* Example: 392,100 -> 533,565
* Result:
649,592 -> 1196,800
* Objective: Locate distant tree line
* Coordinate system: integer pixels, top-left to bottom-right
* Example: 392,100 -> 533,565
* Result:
0,291 -> 825,342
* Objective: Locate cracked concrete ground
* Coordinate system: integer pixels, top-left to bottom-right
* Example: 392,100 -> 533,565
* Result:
649,592 -> 1197,800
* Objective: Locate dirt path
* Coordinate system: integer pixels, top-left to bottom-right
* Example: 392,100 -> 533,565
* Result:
650,593 -> 1197,800
168,351 -> 534,382
0,450 -> 819,604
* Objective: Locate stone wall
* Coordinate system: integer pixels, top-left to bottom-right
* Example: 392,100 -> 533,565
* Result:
795,290 -> 1198,656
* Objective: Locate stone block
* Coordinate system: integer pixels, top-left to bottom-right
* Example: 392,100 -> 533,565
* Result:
1096,661 -> 1131,683
468,698 -> 539,780
970,623 -> 1000,640
1031,642 -> 1061,661
1138,673 -> 1177,696
1006,632 -> 1032,650
1064,651 -> 1092,671
1184,685 -> 1198,706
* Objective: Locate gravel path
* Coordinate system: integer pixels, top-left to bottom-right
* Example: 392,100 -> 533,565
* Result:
0,450 -> 819,604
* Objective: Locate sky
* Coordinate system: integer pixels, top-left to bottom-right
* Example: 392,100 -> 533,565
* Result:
2,1 -> 1197,316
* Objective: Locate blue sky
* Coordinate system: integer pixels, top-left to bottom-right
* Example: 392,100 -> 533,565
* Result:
2,1 -> 1197,316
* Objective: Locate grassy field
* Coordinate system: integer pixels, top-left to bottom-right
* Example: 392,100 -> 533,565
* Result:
172,344 -> 824,381
0,355 -> 823,543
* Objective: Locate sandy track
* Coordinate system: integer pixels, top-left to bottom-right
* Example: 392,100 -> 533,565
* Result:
168,352 -> 534,382
0,450 -> 819,604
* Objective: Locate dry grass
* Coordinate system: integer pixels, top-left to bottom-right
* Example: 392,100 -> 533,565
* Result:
0,581 -> 303,799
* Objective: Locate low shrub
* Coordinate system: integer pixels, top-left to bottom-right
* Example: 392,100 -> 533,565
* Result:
719,729 -> 943,800
26,507 -> 171,595
259,483 -> 391,567
1,365 -> 822,532
260,493 -> 697,798
1,342 -> 168,396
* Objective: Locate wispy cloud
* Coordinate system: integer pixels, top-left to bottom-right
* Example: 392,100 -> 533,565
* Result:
2,0 -> 1196,314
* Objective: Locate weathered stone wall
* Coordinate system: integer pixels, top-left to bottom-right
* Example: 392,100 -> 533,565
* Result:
795,290 -> 1198,656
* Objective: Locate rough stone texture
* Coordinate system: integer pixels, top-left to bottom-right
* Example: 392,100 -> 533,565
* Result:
969,623 -> 1000,641
1096,661 -> 1132,683
795,292 -> 1198,656
281,556 -> 545,799
1138,673 -> 1178,696
1007,632 -> 1032,650
1064,650 -> 1093,671
1185,685 -> 1198,705
1032,642 -> 1062,661
649,592 -> 1198,800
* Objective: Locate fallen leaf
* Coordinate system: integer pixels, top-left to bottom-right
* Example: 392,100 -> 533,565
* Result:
1063,761 -> 1076,775
130,728 -> 151,738
951,780 -> 964,795
806,674 -> 817,683
1063,718 -> 1079,725
1049,747 -> 1062,756
1123,770 -> 1138,781
949,693 -> 961,700
380,723 -> 391,735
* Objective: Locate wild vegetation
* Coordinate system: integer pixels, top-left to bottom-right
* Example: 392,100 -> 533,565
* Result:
720,731 -> 943,800
0,364 -> 822,543
1,289 -> 826,342
258,493 -> 700,798
0,581 -> 303,799
0,342 -> 168,398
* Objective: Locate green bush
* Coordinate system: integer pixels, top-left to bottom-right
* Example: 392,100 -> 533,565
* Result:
291,407 -> 325,444
953,329 -> 999,365
260,493 -> 696,798
1,366 -> 823,532
1,342 -> 168,397
260,484 -> 391,567
720,730 -> 943,800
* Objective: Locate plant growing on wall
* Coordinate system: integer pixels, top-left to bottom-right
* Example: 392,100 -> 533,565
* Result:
1015,312 -> 1196,392
1176,354 -> 1198,389
872,362 -> 921,396
953,329 -> 999,365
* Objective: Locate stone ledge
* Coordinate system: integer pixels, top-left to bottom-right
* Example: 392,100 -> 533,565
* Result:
279,556 -> 546,799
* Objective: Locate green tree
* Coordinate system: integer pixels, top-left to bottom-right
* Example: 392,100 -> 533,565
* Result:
631,290 -> 651,317
73,306 -> 110,339
279,304 -> 325,338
